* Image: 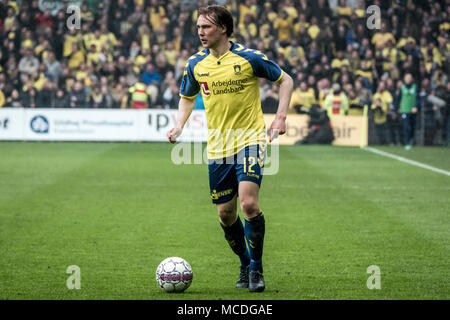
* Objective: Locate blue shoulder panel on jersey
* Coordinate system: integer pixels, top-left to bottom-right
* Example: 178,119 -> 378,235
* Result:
179,49 -> 210,98
230,42 -> 282,82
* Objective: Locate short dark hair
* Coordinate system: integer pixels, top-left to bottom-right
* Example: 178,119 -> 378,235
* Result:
198,5 -> 234,37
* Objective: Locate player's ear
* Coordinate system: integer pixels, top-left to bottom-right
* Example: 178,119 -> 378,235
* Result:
219,25 -> 227,35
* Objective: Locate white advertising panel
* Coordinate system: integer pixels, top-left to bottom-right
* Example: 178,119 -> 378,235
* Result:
138,109 -> 208,142
0,109 -> 25,140
23,109 -> 139,141
0,109 -> 366,146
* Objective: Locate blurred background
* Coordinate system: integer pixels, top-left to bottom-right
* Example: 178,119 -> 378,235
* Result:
0,0 -> 448,146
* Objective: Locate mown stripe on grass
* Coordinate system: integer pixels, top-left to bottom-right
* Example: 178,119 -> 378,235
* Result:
268,146 -> 450,299
364,147 -> 450,177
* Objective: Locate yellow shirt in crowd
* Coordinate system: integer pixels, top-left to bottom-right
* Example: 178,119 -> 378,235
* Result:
371,91 -> 393,124
289,88 -> 316,112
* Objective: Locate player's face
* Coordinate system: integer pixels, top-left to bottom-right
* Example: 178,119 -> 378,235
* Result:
197,14 -> 226,49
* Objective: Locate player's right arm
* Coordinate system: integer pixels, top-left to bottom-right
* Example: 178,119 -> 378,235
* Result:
168,55 -> 201,143
167,97 -> 195,143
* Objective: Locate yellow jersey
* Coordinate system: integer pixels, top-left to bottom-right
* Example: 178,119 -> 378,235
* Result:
371,32 -> 396,49
180,42 -> 283,159
290,88 -> 316,110
371,91 -> 393,124
274,18 -> 293,42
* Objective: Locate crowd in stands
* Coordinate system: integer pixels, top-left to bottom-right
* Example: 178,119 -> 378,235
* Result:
0,0 -> 449,145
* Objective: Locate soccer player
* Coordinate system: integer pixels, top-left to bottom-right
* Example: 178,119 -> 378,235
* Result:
167,5 -> 293,292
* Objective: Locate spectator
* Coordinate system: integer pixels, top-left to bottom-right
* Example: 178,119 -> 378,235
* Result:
289,81 -> 316,114
5,56 -> 20,89
261,85 -> 279,114
112,83 -> 128,109
295,24 -> 312,51
399,73 -> 418,149
44,51 -> 62,83
298,0 -> 313,19
418,78 -> 439,146
0,73 -> 6,96
4,6 -> 18,32
371,81 -> 393,145
69,81 -> 87,108
371,22 -> 396,50
308,16 -> 321,40
274,10 -> 293,48
354,79 -> 372,107
100,85 -> 114,109
148,0 -> 167,32
18,47 -> 39,80
311,0 -> 331,21
317,77 -> 331,107
36,80 -> 55,108
80,2 -> 95,26
68,43 -> 85,70
21,87 -> 37,108
280,38 -> 305,68
331,51 -> 350,81
238,13 -> 257,41
89,85 -> 104,108
0,88 -> 4,108
4,89 -> 23,108
141,63 -> 161,86
0,0 -> 446,153
347,79 -> 370,116
54,88 -> 68,108
35,9 -> 53,35
128,81 -> 152,109
129,40 -> 140,60
295,104 -> 334,145
323,83 -> 349,117
238,0 -> 257,26
386,77 -> 402,145
162,78 -> 180,110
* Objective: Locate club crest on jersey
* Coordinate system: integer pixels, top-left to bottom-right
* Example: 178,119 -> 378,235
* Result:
199,81 -> 210,95
233,64 -> 241,75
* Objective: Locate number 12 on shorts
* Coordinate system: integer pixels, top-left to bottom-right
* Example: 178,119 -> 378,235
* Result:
243,156 -> 256,174
245,156 -> 264,173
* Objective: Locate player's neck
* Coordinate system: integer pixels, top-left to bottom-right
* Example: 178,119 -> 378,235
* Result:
209,40 -> 232,59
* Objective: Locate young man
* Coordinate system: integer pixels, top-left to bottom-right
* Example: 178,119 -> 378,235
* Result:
371,81 -> 393,145
399,73 -> 418,150
167,5 -> 293,292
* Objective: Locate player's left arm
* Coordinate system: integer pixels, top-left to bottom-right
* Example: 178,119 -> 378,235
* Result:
268,71 -> 293,142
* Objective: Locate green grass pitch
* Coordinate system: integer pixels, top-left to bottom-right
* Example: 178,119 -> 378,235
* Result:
0,142 -> 449,300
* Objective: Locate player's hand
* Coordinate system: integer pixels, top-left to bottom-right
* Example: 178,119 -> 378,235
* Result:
268,115 -> 286,143
167,127 -> 182,144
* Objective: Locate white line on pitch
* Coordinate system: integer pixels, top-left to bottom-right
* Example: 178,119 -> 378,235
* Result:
363,147 -> 450,177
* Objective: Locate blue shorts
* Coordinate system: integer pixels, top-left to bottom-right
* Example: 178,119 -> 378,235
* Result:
208,145 -> 265,204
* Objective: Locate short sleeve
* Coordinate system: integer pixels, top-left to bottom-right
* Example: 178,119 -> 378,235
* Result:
248,51 -> 283,83
179,62 -> 199,99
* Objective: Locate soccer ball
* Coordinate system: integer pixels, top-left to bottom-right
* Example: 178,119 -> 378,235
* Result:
156,257 -> 193,293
